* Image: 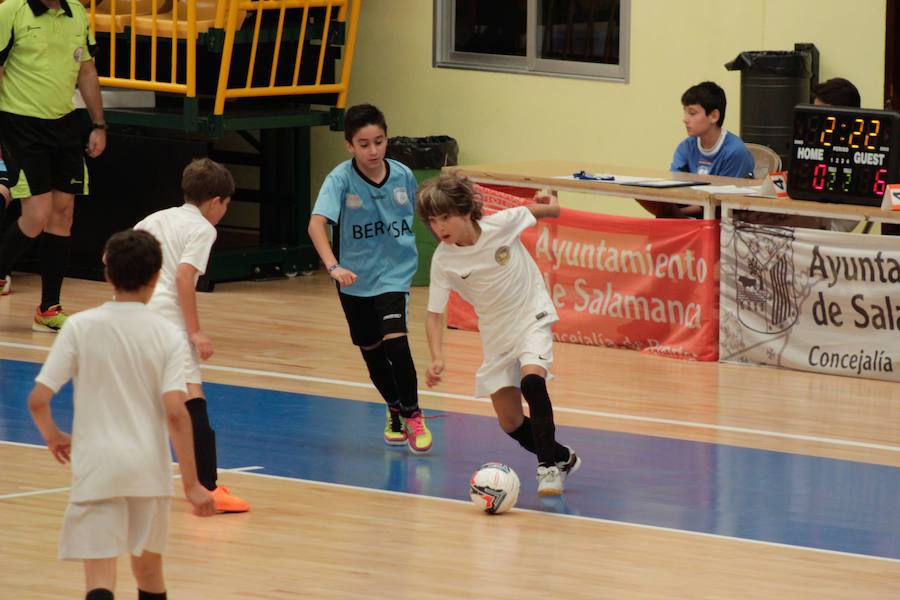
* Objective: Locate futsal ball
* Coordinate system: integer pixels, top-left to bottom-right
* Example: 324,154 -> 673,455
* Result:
469,462 -> 520,514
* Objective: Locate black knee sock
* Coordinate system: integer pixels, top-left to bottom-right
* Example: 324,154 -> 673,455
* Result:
360,344 -> 400,408
185,398 -> 218,491
506,416 -> 570,463
86,589 -> 114,600
39,232 -> 71,311
520,374 -> 557,467
0,221 -> 35,278
382,336 -> 419,417
138,590 -> 167,600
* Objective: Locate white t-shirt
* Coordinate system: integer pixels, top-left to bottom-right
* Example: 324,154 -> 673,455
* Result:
427,206 -> 558,355
35,302 -> 188,503
135,204 -> 217,328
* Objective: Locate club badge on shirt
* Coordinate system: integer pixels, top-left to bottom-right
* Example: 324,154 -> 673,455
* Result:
73,47 -> 83,62
393,188 -> 409,206
495,246 -> 510,266
346,193 -> 362,209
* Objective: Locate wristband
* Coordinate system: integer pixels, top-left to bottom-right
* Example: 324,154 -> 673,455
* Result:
92,122 -> 107,130
327,263 -> 340,273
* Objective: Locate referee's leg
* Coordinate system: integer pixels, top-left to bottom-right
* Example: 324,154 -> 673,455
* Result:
40,190 -> 75,312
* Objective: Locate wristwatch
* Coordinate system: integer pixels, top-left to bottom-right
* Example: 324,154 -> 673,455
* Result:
327,263 -> 341,273
92,122 -> 107,130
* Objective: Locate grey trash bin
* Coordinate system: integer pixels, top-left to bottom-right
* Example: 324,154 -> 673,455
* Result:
726,44 -> 819,164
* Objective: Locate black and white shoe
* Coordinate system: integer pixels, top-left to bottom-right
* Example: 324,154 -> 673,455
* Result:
557,444 -> 582,480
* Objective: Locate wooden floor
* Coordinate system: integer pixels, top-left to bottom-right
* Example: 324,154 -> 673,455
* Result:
2,272 -> 899,599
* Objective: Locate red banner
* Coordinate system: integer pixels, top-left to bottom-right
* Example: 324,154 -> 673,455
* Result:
446,185 -> 721,361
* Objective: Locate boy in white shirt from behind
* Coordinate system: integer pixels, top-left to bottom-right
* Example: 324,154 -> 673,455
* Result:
134,158 -> 249,513
28,229 -> 215,600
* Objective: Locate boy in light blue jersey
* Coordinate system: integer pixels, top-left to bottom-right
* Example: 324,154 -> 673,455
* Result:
643,81 -> 755,218
308,104 -> 432,454
671,81 -> 754,178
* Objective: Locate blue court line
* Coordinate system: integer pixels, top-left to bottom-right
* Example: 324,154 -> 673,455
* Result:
2,358 -> 898,560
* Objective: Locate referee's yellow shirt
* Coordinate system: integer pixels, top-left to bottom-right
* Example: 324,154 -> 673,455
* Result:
0,0 -> 95,120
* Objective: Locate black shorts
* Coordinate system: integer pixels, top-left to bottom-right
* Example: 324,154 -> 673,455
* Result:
338,291 -> 409,347
0,111 -> 88,198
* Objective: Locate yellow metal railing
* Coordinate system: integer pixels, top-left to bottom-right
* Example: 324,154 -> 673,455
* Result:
90,0 -> 198,97
88,0 -> 361,117
213,0 -> 360,115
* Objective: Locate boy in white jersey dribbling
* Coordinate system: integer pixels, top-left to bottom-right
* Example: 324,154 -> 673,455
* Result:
28,229 -> 215,600
419,174 -> 581,496
134,158 -> 249,513
308,104 -> 433,453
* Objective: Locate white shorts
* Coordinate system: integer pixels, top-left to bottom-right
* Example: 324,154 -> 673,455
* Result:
58,497 -> 170,560
179,330 -> 202,385
475,320 -> 555,398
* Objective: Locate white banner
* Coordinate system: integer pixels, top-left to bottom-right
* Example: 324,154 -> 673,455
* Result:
720,219 -> 900,382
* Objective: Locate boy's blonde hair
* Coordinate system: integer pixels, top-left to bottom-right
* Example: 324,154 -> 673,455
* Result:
416,174 -> 483,223
182,158 -> 235,204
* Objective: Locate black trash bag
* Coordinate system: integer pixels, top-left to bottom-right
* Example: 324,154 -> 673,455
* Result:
725,51 -> 812,77
386,136 -> 459,170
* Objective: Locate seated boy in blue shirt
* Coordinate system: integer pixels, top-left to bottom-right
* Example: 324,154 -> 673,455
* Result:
642,81 -> 755,218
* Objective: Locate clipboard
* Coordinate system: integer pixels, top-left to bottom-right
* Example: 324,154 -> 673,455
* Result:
626,179 -> 710,188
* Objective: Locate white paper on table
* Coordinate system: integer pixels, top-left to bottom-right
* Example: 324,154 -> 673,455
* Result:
692,184 -> 769,196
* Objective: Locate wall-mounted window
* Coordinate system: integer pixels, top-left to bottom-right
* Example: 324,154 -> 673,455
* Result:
434,0 -> 629,81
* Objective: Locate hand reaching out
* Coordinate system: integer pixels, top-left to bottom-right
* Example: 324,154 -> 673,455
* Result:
330,266 -> 358,288
46,430 -> 72,464
426,359 -> 445,387
189,331 -> 214,360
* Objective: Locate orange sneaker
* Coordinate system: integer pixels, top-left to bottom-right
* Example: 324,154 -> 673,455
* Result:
211,486 -> 250,513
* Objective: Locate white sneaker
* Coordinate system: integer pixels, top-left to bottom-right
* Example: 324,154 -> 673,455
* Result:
557,445 -> 582,481
536,465 -> 563,496
0,275 -> 9,296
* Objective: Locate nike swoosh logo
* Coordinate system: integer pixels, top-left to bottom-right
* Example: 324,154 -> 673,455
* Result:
538,354 -> 549,361
460,272 -> 472,279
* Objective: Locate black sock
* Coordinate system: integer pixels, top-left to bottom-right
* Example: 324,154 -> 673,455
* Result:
85,589 -> 114,600
387,405 -> 403,432
520,374 -> 557,467
185,397 -> 218,491
138,590 -> 167,600
0,221 -> 35,279
382,336 -> 419,417
360,344 -> 400,408
506,416 -> 570,463
39,232 -> 71,311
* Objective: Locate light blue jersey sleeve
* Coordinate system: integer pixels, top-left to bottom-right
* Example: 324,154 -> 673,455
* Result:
670,138 -> 692,173
717,133 -> 756,178
312,165 -> 349,224
405,167 -> 418,210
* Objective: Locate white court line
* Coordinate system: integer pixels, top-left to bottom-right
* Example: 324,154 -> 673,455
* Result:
231,468 -> 900,565
0,450 -> 262,500
2,340 -> 898,454
4,437 -> 899,564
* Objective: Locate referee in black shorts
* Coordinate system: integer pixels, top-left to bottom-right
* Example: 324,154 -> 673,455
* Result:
0,0 -> 106,331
